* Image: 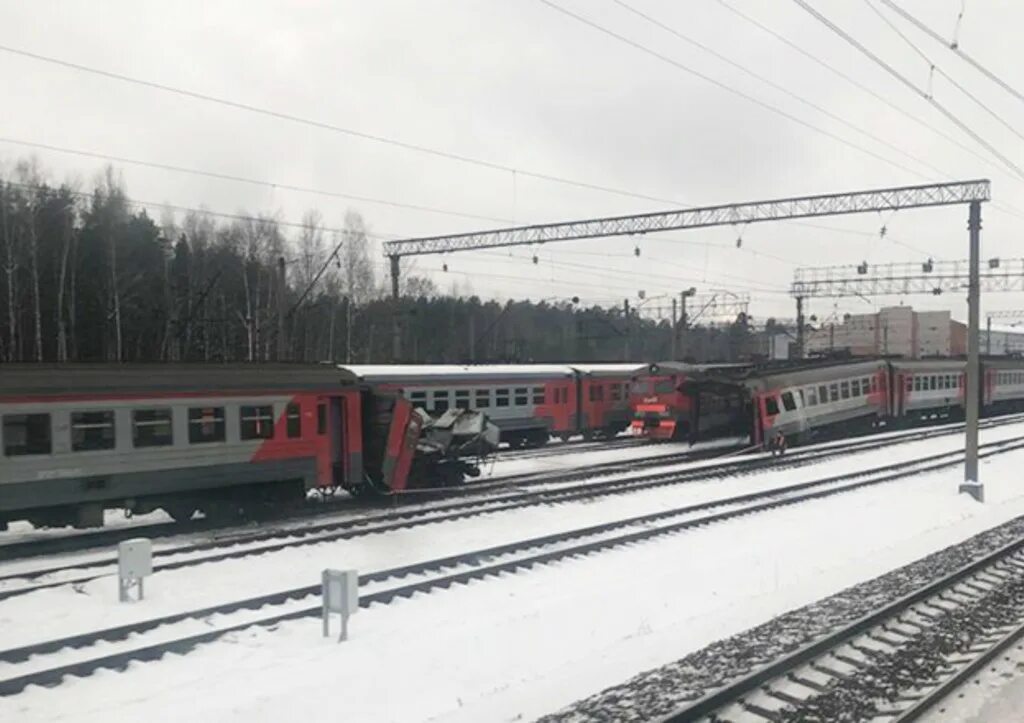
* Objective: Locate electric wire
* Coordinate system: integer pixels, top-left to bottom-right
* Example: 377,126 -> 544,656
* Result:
0,137 -> 514,224
877,0 -> 1024,108
538,0 -> 937,181
790,0 -> 1024,182
613,0 -> 947,179
864,0 -> 1024,145
0,42 -> 696,209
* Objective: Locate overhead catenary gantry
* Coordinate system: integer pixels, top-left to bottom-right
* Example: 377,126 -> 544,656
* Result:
385,178 -> 990,493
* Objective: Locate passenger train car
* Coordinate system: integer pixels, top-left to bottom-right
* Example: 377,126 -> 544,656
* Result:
0,364 -> 489,530
747,357 -> 1024,447
341,363 -> 643,447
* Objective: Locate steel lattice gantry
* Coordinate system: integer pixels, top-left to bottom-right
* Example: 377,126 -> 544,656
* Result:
384,179 -> 989,258
790,259 -> 1024,297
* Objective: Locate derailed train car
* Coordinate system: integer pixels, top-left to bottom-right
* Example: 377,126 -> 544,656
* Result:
0,364 -> 498,530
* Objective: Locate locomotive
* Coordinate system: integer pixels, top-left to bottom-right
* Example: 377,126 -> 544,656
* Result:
0,364 -> 499,530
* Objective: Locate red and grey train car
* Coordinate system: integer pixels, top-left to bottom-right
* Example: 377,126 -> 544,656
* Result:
341,363 -> 643,448
0,364 -> 487,530
747,357 -> 1024,448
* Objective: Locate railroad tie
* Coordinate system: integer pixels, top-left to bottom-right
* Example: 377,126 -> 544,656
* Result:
762,686 -> 806,707
739,700 -> 783,721
787,672 -> 830,692
810,661 -> 851,680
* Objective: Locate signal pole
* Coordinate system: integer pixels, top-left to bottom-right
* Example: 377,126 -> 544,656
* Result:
962,200 -> 983,500
671,296 -> 678,360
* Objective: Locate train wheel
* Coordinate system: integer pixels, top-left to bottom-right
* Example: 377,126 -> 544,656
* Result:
164,504 -> 197,523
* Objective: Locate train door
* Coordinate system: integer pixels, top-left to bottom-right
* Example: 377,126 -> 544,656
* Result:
329,396 -> 345,485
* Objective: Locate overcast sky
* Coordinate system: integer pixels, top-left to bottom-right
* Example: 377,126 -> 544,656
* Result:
2,0 -> 1023,325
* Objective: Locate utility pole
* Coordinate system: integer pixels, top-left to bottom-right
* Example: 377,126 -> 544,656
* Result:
623,298 -> 631,361
962,200 -> 983,499
344,296 -> 353,364
671,296 -> 678,360
680,288 -> 695,360
795,296 -> 805,359
276,256 -> 287,361
389,255 -> 401,362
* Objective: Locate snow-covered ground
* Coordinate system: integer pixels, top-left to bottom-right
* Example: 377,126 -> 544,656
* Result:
4,424 -> 1024,722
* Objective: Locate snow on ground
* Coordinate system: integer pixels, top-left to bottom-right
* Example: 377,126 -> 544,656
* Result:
3,420 -> 1021,644
918,641 -> 1024,723
5,425 -> 1024,721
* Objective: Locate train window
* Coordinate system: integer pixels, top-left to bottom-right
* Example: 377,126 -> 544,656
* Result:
132,408 -> 173,448
929,376 -> 937,391
806,388 -> 818,406
317,403 -> 327,435
496,389 -> 510,407
764,396 -> 780,415
240,405 -> 275,440
514,387 -> 529,406
840,381 -> 850,399
781,392 -> 796,412
432,391 -> 450,413
2,413 -> 51,456
475,389 -> 491,408
190,407 -> 226,444
71,411 -> 116,452
631,381 -> 650,395
286,403 -> 301,438
851,379 -> 861,397
818,385 -> 828,403
654,380 -> 675,394
410,391 -> 427,407
533,387 -> 545,404
829,383 -> 839,400
454,390 -> 471,410
611,384 -> 622,402
913,377 -> 921,392
866,377 -> 874,393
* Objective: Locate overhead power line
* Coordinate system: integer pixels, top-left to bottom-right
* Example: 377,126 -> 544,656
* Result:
2,179 -> 381,238
612,0 -> 946,179
877,0 -> 1024,108
538,0 -> 936,180
713,0 -> 1017,181
790,0 -> 1024,182
0,137 -> 514,224
0,42 -> 694,209
863,0 -> 1024,145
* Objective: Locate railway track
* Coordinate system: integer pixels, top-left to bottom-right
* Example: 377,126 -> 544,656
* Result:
658,536 -> 1024,722
3,414 -> 1018,565
4,421 -> 1019,600
2,435 -> 1023,698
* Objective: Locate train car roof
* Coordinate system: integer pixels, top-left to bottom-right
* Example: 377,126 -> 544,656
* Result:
338,364 -> 578,382
888,358 -> 967,371
0,363 -> 360,397
569,363 -> 647,377
745,358 -> 887,387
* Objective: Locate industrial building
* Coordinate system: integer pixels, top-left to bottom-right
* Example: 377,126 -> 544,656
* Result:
804,306 -> 968,359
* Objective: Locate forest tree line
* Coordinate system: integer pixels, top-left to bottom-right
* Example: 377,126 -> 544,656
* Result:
0,156 -> 759,365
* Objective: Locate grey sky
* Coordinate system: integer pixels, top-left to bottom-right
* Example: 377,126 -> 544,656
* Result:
2,0 -> 1022,325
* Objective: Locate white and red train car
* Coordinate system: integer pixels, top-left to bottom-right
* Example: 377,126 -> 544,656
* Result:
340,363 -> 643,447
746,357 -> 1024,447
0,364 -> 481,530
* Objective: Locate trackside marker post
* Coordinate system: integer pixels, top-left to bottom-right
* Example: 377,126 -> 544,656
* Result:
322,569 -> 358,641
117,538 -> 152,602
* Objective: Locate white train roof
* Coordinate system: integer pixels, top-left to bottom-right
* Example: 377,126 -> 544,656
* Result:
337,363 -> 644,383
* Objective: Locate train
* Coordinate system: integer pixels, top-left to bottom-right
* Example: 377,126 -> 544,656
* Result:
0,364 -> 500,530
629,357 -> 1024,448
345,363 -> 644,447
628,361 -> 751,441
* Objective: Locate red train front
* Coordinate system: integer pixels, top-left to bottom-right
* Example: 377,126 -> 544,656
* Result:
629,362 -> 749,442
